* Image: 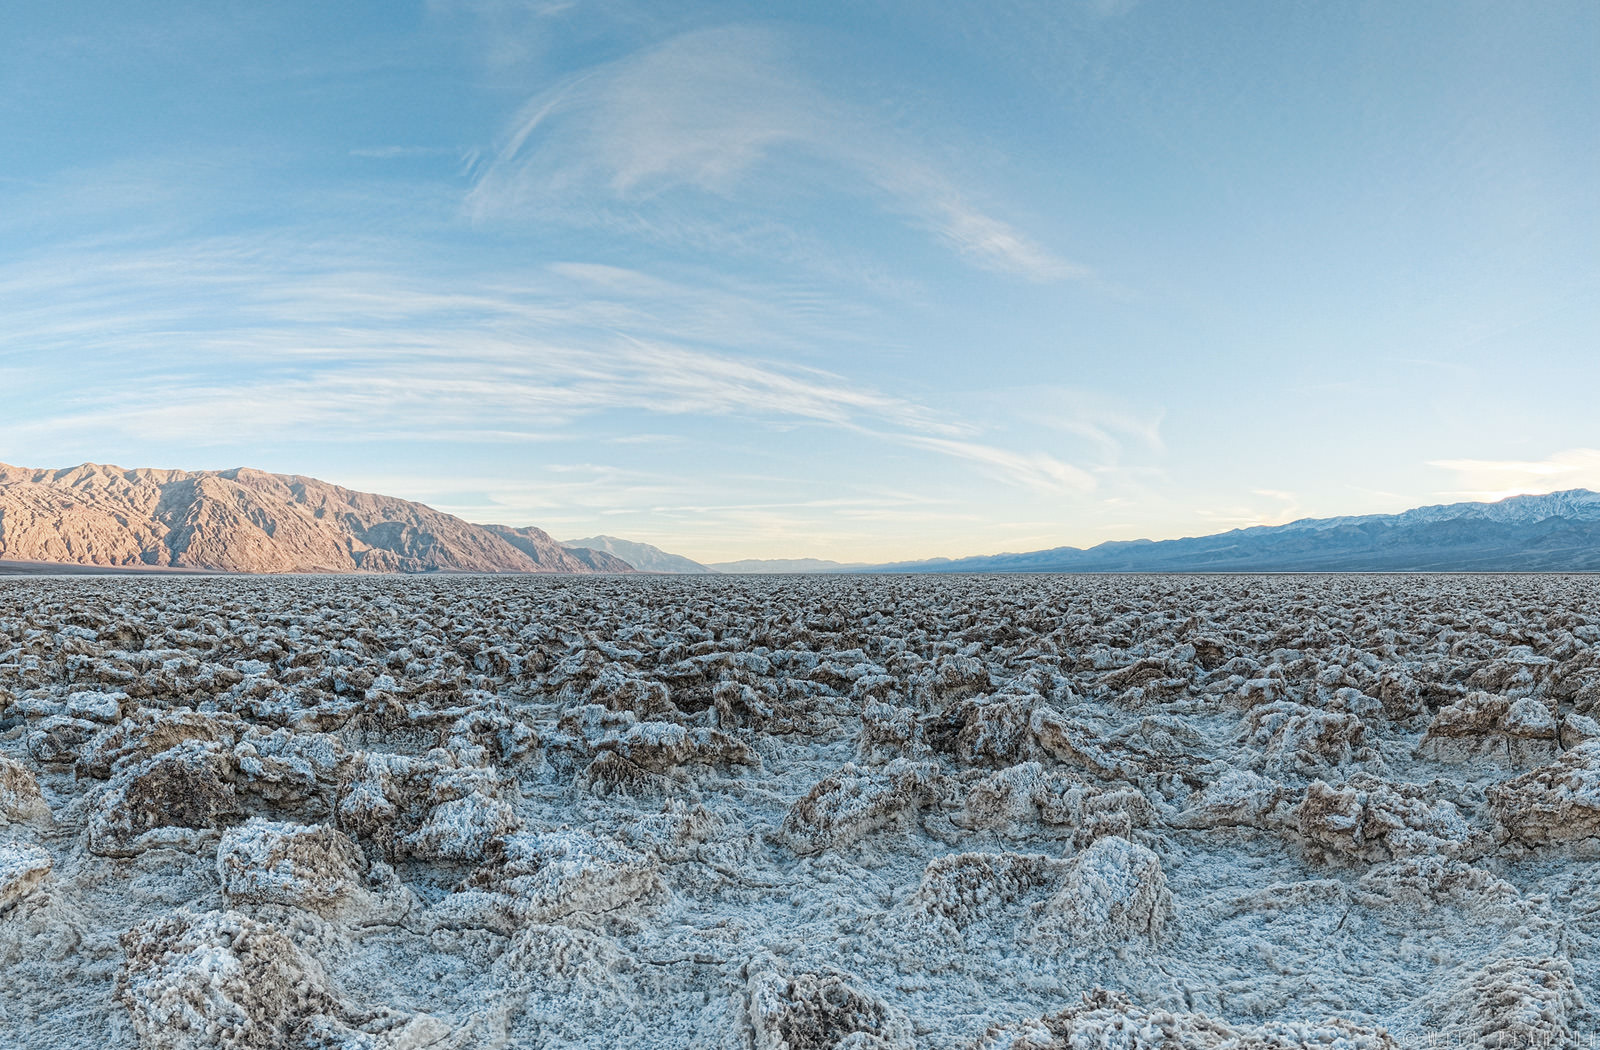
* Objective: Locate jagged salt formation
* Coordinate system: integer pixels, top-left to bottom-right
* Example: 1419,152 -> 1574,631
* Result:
2,573 -> 1600,1047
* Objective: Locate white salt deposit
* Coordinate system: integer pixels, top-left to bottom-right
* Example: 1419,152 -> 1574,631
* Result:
2,573 -> 1599,1046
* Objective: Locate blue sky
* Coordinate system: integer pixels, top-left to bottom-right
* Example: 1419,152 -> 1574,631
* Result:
1,1 -> 1596,562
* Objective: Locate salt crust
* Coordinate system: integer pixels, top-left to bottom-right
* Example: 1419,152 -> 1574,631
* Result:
2,574 -> 1600,1046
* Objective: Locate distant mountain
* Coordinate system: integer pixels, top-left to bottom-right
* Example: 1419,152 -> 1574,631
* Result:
478,525 -> 636,573
871,490 -> 1600,573
560,535 -> 710,574
0,462 -> 633,575
708,557 -> 872,574
560,545 -> 639,573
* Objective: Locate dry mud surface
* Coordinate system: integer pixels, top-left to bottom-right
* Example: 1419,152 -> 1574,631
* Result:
3,574 -> 1600,1048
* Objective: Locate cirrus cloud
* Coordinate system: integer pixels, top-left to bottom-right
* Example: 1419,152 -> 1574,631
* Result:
0,235 -> 1095,497
468,26 -> 1085,283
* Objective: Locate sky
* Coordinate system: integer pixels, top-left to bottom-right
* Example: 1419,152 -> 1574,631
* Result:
1,1 -> 1597,564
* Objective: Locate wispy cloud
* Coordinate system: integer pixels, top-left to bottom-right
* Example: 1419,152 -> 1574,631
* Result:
1000,385 -> 1165,460
1430,448 -> 1600,501
0,236 -> 1098,500
926,197 -> 1091,282
467,26 -> 1085,282
349,146 -> 464,160
895,434 -> 1096,494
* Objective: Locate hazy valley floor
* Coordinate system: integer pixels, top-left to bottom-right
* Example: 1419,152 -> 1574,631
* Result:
2,573 -> 1598,1048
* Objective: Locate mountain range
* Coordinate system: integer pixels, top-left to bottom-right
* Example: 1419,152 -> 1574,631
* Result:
0,462 -> 634,575
614,490 -> 1600,574
864,490 -> 1600,573
5,461 -> 1599,575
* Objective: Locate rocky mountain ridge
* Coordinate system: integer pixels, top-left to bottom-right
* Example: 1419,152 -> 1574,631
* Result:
0,462 -> 634,575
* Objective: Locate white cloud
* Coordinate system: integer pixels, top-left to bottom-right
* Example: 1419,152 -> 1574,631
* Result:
926,197 -> 1091,282
467,26 -> 1084,282
348,146 -> 462,160
895,434 -> 1096,494
1429,448 -> 1600,500
1001,385 -> 1165,460
0,237 -> 1096,500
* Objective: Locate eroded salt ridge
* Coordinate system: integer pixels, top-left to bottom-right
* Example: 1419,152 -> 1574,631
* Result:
2,573 -> 1600,1047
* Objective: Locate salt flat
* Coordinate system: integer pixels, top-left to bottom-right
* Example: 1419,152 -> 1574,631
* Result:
2,573 -> 1597,1048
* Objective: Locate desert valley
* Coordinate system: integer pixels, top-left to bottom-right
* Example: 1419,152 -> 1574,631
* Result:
6,2 -> 1595,1046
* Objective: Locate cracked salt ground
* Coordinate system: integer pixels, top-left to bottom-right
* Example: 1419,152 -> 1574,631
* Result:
2,575 -> 1600,1047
